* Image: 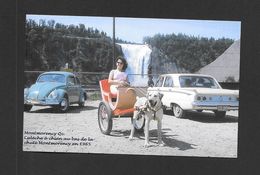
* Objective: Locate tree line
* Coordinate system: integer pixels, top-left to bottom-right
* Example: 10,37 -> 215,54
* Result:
144,33 -> 234,73
25,19 -> 122,73
25,19 -> 234,85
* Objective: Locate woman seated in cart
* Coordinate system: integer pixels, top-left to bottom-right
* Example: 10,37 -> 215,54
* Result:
106,56 -> 136,110
108,56 -> 130,94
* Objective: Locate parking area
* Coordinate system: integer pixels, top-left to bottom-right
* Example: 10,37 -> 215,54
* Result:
23,100 -> 238,158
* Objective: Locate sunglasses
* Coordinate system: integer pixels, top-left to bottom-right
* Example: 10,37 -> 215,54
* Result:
116,62 -> 123,65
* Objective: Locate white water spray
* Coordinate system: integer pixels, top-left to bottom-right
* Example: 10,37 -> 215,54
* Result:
117,43 -> 152,86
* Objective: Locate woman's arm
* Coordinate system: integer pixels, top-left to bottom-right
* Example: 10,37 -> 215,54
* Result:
108,70 -> 120,85
125,76 -> 130,86
108,70 -> 129,86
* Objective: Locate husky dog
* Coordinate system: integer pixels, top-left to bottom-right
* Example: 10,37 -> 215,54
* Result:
129,91 -> 164,147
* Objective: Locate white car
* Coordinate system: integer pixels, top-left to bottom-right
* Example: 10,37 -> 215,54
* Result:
147,74 -> 239,118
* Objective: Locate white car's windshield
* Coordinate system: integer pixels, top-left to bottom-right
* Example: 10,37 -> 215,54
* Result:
179,76 -> 220,88
37,74 -> 65,83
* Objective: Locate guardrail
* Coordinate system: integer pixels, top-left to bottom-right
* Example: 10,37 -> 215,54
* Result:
24,71 -> 157,88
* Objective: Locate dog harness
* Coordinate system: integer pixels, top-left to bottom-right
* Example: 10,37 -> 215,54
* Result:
147,100 -> 163,120
134,97 -> 162,120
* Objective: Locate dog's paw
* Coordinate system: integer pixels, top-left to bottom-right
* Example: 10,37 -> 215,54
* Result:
144,143 -> 150,148
129,136 -> 134,141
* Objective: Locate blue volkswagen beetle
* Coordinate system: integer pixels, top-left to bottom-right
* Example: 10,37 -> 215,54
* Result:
24,71 -> 87,112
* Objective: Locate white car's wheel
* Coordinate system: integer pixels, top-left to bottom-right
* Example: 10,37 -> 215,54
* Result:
172,104 -> 186,118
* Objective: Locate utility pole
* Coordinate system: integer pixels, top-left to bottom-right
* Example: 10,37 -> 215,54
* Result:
113,17 -> 115,69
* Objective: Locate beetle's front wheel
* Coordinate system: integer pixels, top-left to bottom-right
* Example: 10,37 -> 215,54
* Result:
59,97 -> 69,113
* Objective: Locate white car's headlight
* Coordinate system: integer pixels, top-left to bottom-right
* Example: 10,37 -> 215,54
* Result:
48,90 -> 58,99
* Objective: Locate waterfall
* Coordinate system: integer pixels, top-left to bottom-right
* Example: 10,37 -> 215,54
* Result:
117,43 -> 152,86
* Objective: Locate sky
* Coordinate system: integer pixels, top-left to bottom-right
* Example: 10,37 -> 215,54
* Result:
27,14 -> 241,44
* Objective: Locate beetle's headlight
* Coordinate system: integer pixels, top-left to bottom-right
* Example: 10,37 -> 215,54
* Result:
48,90 -> 58,99
24,88 -> 29,97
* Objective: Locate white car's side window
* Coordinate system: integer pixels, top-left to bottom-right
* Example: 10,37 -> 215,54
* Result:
155,76 -> 164,87
164,77 -> 174,87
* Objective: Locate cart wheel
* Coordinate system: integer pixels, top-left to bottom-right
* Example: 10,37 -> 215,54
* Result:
98,102 -> 113,135
131,112 -> 145,132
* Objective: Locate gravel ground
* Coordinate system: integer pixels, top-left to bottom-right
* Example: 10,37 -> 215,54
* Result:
23,100 -> 238,158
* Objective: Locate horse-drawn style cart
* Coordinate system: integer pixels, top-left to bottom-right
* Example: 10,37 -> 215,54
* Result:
98,79 -> 145,135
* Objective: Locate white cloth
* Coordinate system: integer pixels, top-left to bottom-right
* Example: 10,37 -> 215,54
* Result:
111,69 -> 127,81
110,85 -> 119,94
110,69 -> 128,94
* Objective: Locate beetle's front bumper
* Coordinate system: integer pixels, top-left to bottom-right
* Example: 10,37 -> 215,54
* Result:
24,98 -> 60,106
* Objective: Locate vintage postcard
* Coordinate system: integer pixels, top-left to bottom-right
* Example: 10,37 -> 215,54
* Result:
23,15 -> 240,157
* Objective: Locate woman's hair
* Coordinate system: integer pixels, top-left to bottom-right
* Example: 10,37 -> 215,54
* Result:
116,56 -> 128,71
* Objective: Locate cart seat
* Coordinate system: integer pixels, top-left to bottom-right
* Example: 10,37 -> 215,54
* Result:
99,79 -> 117,101
99,79 -> 137,111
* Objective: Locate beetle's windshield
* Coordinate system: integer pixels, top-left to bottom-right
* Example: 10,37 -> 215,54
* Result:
179,76 -> 220,89
37,74 -> 65,83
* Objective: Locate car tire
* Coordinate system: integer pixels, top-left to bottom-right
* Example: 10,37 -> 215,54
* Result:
24,104 -> 32,112
131,112 -> 145,133
172,104 -> 186,118
214,111 -> 226,119
98,102 -> 113,135
78,94 -> 85,107
59,97 -> 69,113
